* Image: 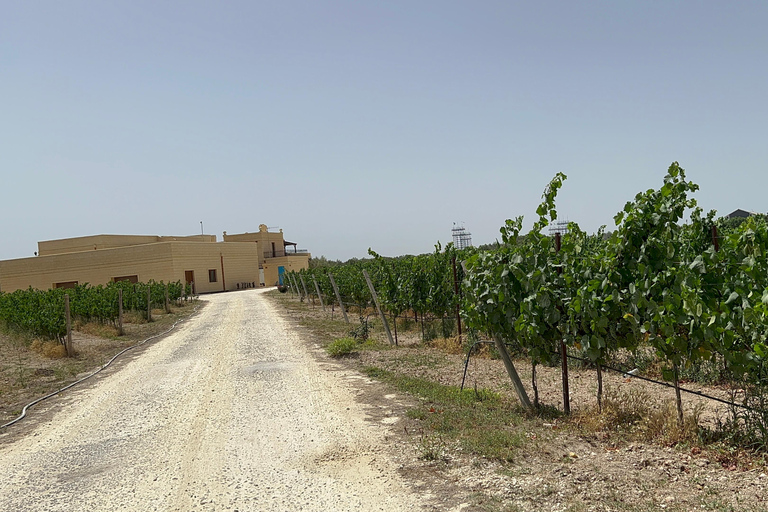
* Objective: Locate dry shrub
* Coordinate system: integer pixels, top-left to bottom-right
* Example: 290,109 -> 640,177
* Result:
574,387 -> 651,432
574,386 -> 702,447
429,336 -> 464,355
29,338 -> 43,353
29,339 -> 67,359
395,316 -> 416,332
470,343 -> 496,359
346,305 -> 376,317
77,321 -> 119,338
123,311 -> 147,324
640,401 -> 703,446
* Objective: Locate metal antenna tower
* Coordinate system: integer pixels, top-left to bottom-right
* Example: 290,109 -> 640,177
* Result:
452,223 -> 473,250
548,219 -> 570,237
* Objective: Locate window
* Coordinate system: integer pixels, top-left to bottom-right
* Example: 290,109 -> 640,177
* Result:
55,281 -> 78,289
113,275 -> 138,283
208,269 -> 217,283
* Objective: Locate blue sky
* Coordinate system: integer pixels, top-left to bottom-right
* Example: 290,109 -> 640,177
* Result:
2,1 -> 766,260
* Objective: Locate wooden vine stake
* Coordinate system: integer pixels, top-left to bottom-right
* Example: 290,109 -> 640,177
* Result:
492,334 -> 532,410
290,273 -> 302,301
312,277 -> 326,313
328,273 -> 349,324
165,284 -> 171,314
452,257 -> 463,342
555,231 -> 571,414
597,363 -> 603,412
674,362 -> 684,426
295,274 -> 304,301
362,270 -> 395,346
147,286 -> 152,322
64,294 -> 73,357
299,275 -> 311,307
118,288 -> 124,336
287,273 -> 295,298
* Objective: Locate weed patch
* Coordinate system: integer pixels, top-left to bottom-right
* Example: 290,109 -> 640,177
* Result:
326,337 -> 359,357
363,366 -> 528,461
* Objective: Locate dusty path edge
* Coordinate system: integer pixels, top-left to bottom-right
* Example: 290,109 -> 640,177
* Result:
264,294 -> 474,511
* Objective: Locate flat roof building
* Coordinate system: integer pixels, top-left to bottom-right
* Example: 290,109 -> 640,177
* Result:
0,224 -> 309,294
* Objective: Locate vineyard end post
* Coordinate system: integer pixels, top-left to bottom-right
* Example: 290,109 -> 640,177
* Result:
118,288 -> 124,336
147,286 -> 152,323
312,277 -> 327,313
329,273 -> 349,324
492,334 -> 532,410
362,270 -> 395,345
555,231 -> 570,414
452,257 -> 462,342
64,294 -> 73,357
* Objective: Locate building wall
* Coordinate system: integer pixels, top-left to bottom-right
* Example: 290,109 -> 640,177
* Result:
0,241 -> 264,294
1,228 -> 307,294
38,234 -> 216,256
261,254 -> 311,287
169,242 -> 261,293
0,243 -> 177,292
222,225 -> 290,264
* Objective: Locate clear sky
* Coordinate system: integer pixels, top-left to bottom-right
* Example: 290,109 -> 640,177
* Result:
2,1 -> 766,261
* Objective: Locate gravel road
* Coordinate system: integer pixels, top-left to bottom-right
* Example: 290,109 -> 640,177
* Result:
0,289 -> 425,511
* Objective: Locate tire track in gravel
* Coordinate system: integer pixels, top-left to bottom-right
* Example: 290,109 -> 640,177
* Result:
0,289 -> 425,511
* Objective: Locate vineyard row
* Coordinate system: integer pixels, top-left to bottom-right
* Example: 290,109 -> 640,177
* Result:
0,280 -> 192,342
286,163 -> 768,436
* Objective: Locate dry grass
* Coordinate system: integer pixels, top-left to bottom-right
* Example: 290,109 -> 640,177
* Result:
428,336 -> 465,355
74,321 -> 120,339
572,386 -> 704,447
123,311 -> 148,324
28,339 -> 67,359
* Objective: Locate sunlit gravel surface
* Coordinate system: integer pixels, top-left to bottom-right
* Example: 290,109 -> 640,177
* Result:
0,289 -> 421,511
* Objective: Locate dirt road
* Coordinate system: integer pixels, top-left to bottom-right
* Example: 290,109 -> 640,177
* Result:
0,289 -> 425,511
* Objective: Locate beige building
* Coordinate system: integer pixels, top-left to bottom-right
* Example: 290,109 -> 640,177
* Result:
0,225 -> 309,294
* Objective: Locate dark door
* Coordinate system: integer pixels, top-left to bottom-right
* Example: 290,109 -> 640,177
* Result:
185,270 -> 195,294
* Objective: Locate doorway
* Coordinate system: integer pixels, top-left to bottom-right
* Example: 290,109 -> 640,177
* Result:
185,270 -> 195,294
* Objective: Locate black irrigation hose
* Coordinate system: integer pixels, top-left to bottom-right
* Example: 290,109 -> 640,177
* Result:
459,340 -> 766,414
564,353 -> 767,414
1,304 -> 200,430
